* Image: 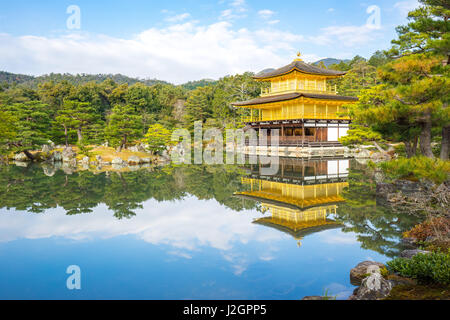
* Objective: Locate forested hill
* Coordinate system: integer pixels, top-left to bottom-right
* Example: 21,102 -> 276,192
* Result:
313,58 -> 351,67
0,71 -> 170,87
0,71 -> 35,84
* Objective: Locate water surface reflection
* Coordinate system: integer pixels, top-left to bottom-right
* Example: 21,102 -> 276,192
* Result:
0,159 -> 422,299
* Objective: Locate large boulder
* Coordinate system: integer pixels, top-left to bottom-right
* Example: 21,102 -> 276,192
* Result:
302,296 -> 328,300
62,147 -> 76,162
400,249 -> 431,259
112,157 -> 125,165
53,151 -> 63,162
352,273 -> 392,300
350,261 -> 386,286
42,145 -> 51,153
128,156 -> 142,165
128,145 -> 140,153
14,152 -> 30,162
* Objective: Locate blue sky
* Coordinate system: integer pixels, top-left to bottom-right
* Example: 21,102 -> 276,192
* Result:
0,0 -> 420,83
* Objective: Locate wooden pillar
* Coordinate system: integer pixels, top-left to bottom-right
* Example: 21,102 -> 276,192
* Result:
302,123 -> 305,144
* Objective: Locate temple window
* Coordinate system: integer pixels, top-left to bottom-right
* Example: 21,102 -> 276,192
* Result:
305,128 -> 315,136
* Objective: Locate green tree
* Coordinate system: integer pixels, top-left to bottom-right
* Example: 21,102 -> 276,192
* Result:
105,104 -> 143,151
143,123 -> 174,154
56,100 -> 99,144
0,110 -> 17,158
2,101 -> 52,160
379,54 -> 449,158
387,0 -> 450,159
183,86 -> 214,129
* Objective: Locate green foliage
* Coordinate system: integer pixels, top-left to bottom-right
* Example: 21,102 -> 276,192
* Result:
143,124 -> 174,154
337,162 -> 423,258
339,125 -> 383,146
0,110 -> 17,154
0,71 -> 169,88
387,251 -> 450,285
76,142 -> 94,158
2,101 -> 52,152
328,56 -> 380,97
105,104 -> 143,148
181,79 -> 218,91
388,0 -> 450,59
379,156 -> 450,184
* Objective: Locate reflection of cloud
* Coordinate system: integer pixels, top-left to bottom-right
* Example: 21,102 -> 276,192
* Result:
168,251 -> 193,259
319,231 -> 358,245
324,283 -> 354,300
0,197 -> 282,251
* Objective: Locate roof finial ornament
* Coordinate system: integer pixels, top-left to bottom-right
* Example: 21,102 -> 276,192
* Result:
294,52 -> 303,62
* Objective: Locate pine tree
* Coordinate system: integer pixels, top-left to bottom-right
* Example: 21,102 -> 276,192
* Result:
105,104 -> 143,151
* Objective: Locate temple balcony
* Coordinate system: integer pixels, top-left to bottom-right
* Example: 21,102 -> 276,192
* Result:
261,83 -> 338,97
242,112 -> 351,124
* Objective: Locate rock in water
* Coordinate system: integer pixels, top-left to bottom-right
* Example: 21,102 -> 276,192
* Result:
14,152 -> 30,162
112,157 -> 124,165
354,273 -> 392,300
53,151 -> 63,162
400,249 -> 431,259
128,156 -> 142,165
129,146 -> 139,153
350,261 -> 386,286
62,147 -> 76,162
42,145 -> 52,153
302,296 -> 328,300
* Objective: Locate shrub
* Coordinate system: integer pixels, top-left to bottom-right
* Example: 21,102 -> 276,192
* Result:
379,156 -> 450,184
387,251 -> 450,285
403,217 -> 450,242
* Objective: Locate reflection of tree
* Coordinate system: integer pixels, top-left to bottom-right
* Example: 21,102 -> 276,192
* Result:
336,162 -> 423,258
0,164 -> 256,219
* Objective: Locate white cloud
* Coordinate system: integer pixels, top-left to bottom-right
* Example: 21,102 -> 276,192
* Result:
268,20 -> 280,25
166,13 -> 191,23
394,0 -> 420,16
258,9 -> 275,19
0,22 -> 305,84
311,24 -> 383,47
231,0 -> 247,12
327,8 -> 335,13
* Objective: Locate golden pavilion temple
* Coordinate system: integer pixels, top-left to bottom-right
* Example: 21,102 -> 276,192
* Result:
232,53 -> 358,147
235,158 -> 349,246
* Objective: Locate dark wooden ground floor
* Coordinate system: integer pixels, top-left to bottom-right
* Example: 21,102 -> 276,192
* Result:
243,119 -> 350,147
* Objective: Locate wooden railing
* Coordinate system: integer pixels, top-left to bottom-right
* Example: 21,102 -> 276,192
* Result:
242,112 -> 350,123
261,84 -> 338,97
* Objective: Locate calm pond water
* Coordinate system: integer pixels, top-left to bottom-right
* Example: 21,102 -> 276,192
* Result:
0,159 -> 422,300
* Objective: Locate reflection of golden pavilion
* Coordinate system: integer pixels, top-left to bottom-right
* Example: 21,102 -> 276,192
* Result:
235,159 -> 349,246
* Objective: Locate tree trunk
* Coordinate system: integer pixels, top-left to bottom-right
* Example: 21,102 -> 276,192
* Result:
64,125 -> 69,147
404,137 -> 418,158
77,127 -> 83,144
441,124 -> 450,160
118,135 -> 127,152
23,150 -> 35,161
419,111 -> 434,158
